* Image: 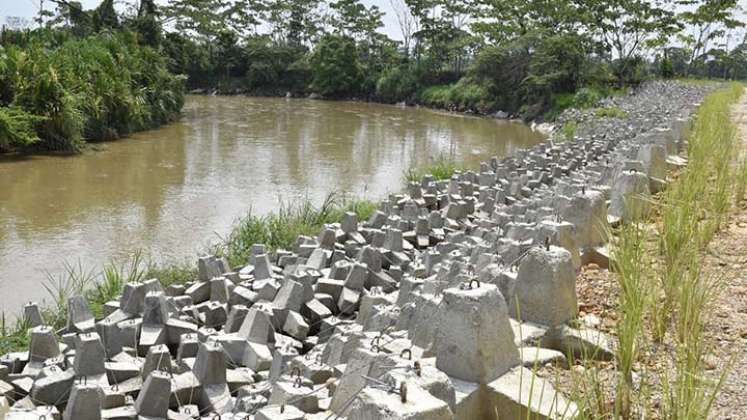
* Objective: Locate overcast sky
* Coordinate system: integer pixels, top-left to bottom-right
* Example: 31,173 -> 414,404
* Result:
0,0 -> 406,39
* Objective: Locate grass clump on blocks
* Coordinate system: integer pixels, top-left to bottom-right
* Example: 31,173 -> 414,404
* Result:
569,82 -> 744,419
215,192 -> 377,268
403,154 -> 465,184
0,252 -> 197,353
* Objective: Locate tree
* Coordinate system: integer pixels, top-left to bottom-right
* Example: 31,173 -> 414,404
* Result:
471,0 -> 584,44
389,0 -> 419,56
406,0 -> 473,75
581,0 -> 680,85
92,0 -> 119,31
310,34 -> 363,97
264,0 -> 322,46
329,0 -> 384,44
677,0 -> 744,76
134,0 -> 161,46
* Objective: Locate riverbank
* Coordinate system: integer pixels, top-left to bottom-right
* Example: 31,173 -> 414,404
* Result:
186,83 -> 624,125
535,82 -> 746,418
0,80 -> 726,419
0,30 -> 185,154
0,95 -> 545,316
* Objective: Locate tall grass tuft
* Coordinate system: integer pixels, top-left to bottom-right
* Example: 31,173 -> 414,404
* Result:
611,223 -> 652,418
216,192 -> 377,267
403,154 -> 464,184
734,158 -> 747,205
570,82 -> 744,420
87,251 -> 149,318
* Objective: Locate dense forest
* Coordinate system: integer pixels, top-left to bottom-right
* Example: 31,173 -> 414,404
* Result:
1,0 -> 746,152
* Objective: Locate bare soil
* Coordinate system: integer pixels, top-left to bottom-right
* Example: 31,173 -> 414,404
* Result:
539,91 -> 747,419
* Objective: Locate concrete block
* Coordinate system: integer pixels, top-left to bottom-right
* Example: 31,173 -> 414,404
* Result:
343,262 -> 368,292
28,326 -> 60,363
225,305 -> 249,334
135,371 -> 171,418
347,382 -> 453,420
30,367 -> 75,405
256,404 -> 305,420
67,296 -> 95,333
243,342 -> 273,372
185,281 -> 210,304
269,378 -> 319,413
609,169 -> 651,222
486,366 -> 578,419
539,325 -> 615,361
142,291 -> 170,326
74,332 -> 107,378
193,342 -> 227,385
22,303 -> 44,328
63,384 -> 102,420
237,307 -> 276,345
435,284 -> 519,383
209,277 -> 230,303
141,344 -> 171,379
513,245 -> 577,327
283,311 -> 310,341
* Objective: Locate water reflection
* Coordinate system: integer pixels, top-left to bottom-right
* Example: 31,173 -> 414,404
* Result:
0,96 -> 544,313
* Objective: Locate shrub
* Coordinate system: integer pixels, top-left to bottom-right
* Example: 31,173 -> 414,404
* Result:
310,34 -> 363,98
0,106 -> 44,151
0,29 -> 184,152
573,87 -> 603,109
375,65 -> 419,103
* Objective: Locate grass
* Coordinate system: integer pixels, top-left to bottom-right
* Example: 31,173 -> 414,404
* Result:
403,154 -> 464,184
214,192 -> 377,267
594,107 -> 627,119
0,191 -> 374,353
0,253 -> 196,353
570,82 -> 744,419
417,80 -> 495,113
559,120 -> 577,142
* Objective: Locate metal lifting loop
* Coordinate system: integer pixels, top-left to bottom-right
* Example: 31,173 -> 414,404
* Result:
469,279 -> 480,289
370,335 -> 381,352
400,348 -> 412,360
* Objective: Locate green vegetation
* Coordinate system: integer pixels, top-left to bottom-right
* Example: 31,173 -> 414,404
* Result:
0,30 -> 184,152
3,0 -> 745,136
418,80 -> 494,113
570,83 -> 744,419
0,253 -> 196,354
310,34 -> 364,98
560,121 -> 578,142
403,155 -> 465,184
214,193 -> 377,267
594,107 -> 627,119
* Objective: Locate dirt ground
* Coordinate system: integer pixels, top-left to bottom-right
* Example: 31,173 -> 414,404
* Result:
539,91 -> 747,419
706,91 -> 747,419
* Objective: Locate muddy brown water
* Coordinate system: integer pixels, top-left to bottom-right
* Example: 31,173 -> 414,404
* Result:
0,95 -> 545,315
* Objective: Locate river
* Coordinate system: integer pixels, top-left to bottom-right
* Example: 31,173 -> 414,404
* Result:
0,95 -> 545,315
